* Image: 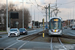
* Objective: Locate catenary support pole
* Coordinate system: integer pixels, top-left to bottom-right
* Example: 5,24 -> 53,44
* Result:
49,4 -> 50,19
22,0 -> 24,28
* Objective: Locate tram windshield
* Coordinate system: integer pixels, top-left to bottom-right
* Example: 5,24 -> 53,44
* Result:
49,18 -> 62,29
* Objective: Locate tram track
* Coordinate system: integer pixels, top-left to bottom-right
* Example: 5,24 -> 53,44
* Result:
3,33 -> 73,50
3,34 -> 42,50
19,33 -> 41,41
50,37 -> 67,50
3,30 -> 43,50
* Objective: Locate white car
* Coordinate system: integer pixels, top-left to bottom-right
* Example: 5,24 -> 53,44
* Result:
8,28 -> 20,37
72,26 -> 75,30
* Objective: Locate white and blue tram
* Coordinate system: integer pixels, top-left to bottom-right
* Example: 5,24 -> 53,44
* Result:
48,17 -> 62,36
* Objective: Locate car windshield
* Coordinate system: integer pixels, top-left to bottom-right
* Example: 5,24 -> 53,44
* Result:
10,29 -> 17,31
19,28 -> 25,31
73,26 -> 75,27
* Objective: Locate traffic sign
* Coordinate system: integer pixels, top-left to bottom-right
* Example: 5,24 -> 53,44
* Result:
10,11 -> 19,19
16,22 -> 19,24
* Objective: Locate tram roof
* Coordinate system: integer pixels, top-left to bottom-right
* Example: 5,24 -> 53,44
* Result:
49,17 -> 62,21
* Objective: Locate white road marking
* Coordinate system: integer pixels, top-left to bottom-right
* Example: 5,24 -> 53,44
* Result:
16,30 -> 41,41
58,38 -> 67,50
17,36 -> 26,41
4,41 -> 20,50
28,30 -> 36,32
50,37 -> 53,50
16,34 -> 36,41
17,41 -> 29,50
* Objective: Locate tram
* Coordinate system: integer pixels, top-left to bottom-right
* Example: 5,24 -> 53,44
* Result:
48,17 -> 62,36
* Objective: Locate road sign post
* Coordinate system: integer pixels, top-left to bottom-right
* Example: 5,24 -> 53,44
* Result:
42,18 -> 44,37
16,22 -> 19,28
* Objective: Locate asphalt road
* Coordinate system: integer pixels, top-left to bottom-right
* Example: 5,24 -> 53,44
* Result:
63,28 -> 75,36
0,28 -> 75,50
0,28 -> 46,49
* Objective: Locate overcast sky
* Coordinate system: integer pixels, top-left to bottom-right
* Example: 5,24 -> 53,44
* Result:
0,0 -> 75,22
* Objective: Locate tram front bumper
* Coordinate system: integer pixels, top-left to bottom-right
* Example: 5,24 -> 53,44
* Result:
49,30 -> 62,35
49,33 -> 62,35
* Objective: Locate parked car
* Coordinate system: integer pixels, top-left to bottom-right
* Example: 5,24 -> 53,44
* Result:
72,25 -> 75,30
63,26 -> 67,29
19,28 -> 28,35
8,28 -> 20,37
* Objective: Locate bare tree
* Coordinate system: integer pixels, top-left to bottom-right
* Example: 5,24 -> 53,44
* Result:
0,3 -> 31,30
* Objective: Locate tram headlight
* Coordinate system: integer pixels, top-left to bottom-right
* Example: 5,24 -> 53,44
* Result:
58,30 -> 60,32
51,30 -> 53,32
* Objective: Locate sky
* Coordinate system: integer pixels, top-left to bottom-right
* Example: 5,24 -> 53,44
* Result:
0,0 -> 75,22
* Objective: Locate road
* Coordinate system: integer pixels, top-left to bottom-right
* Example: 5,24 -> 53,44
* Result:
0,28 -> 75,50
63,28 -> 75,36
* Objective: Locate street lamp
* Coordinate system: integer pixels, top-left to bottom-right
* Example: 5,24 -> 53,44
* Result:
45,6 -> 48,30
17,0 -> 24,28
6,0 -> 8,32
37,4 -> 48,30
26,2 -> 34,28
26,2 -> 33,16
26,2 -> 33,19
22,0 -> 24,28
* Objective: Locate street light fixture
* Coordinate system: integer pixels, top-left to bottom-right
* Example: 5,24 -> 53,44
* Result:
22,0 -> 24,28
19,0 -> 25,28
6,0 -> 8,32
26,2 -> 35,28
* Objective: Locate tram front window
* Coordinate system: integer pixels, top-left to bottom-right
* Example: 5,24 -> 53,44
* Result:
49,19 -> 61,29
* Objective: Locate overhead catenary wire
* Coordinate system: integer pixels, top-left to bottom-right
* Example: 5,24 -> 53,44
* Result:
58,1 -> 75,7
29,0 -> 44,14
35,0 -> 38,5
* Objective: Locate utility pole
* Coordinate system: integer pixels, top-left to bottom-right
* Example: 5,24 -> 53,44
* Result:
46,6 -> 47,28
49,4 -> 50,19
56,0 -> 57,16
56,0 -> 57,8
68,12 -> 69,27
45,5 -> 48,33
34,9 -> 35,28
31,5 -> 33,28
38,11 -> 39,28
6,0 -> 8,32
30,5 -> 32,19
73,5 -> 74,27
22,0 -> 24,28
70,10 -> 71,25
9,12 -> 11,28
50,0 -> 59,17
51,10 -> 53,17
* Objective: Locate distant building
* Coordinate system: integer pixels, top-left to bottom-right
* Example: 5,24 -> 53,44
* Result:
28,22 -> 32,28
66,19 -> 75,27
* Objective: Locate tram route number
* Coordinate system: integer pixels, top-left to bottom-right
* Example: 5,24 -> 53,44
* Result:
54,19 -> 58,21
